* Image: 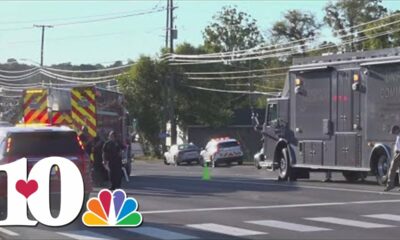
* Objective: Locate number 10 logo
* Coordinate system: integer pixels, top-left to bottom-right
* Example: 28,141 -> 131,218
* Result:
0,157 -> 84,226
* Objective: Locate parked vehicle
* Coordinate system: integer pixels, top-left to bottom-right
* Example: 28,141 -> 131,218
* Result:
201,137 -> 243,167
164,143 -> 201,165
252,47 -> 400,184
21,86 -> 132,176
0,125 -> 92,205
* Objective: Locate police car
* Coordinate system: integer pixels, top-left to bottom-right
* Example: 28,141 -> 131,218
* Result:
200,137 -> 244,167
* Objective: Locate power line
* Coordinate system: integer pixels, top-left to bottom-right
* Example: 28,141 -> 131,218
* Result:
166,16 -> 400,63
40,70 -> 116,84
169,26 -> 400,65
185,85 -> 280,96
183,66 -> 289,76
0,70 -> 41,81
53,8 -> 165,27
0,66 -> 39,74
44,62 -> 134,73
186,73 -> 286,81
41,69 -> 123,80
0,9 -> 163,25
0,6 -> 165,32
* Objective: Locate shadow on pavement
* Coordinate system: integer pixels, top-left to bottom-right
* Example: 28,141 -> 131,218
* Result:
119,175 -> 299,199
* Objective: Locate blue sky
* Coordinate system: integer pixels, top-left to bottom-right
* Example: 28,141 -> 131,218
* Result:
0,0 -> 399,66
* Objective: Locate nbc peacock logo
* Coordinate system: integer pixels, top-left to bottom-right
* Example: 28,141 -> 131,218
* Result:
82,189 -> 143,227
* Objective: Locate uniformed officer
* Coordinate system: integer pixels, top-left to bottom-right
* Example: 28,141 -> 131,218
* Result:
102,131 -> 123,190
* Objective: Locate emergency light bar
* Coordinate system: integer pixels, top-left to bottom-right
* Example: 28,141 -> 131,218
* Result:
25,89 -> 44,94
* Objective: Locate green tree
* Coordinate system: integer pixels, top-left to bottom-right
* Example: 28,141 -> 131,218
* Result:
269,9 -> 322,53
174,43 -> 233,127
361,10 -> 400,50
324,0 -> 387,51
118,56 -> 164,156
203,6 -> 264,52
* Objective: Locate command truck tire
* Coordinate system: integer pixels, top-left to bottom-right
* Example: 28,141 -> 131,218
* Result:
278,147 -> 292,181
376,154 -> 390,186
342,171 -> 361,182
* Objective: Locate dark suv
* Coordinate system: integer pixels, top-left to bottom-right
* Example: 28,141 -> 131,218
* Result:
0,125 -> 92,207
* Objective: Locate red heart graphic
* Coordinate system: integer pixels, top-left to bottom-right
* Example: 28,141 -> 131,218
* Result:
16,180 -> 38,198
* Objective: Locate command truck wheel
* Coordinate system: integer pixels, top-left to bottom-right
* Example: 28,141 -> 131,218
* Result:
376,154 -> 390,186
278,147 -> 291,181
342,171 -> 361,182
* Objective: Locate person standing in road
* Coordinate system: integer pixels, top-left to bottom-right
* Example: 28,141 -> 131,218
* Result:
79,126 -> 92,156
384,125 -> 400,192
92,136 -> 107,186
102,131 -> 123,190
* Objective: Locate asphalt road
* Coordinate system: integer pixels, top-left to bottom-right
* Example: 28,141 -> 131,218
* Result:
1,160 -> 400,240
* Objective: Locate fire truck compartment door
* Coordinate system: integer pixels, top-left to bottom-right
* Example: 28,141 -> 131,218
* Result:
294,70 -> 332,140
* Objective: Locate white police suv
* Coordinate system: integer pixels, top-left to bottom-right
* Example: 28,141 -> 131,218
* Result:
200,137 -> 243,167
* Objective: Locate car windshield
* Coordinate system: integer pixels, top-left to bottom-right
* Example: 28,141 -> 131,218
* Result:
6,131 -> 83,156
218,141 -> 239,148
178,144 -> 198,151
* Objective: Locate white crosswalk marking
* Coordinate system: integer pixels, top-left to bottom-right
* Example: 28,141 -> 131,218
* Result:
0,227 -> 19,236
187,223 -> 266,236
364,214 -> 400,222
247,220 -> 331,232
305,217 -> 395,228
57,230 -> 115,240
124,227 -> 198,240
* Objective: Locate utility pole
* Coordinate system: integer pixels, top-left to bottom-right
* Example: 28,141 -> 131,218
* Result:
165,0 -> 170,49
168,0 -> 177,145
34,25 -> 53,67
34,24 -> 53,124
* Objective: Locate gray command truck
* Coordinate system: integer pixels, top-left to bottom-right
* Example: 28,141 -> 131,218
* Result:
253,47 -> 400,185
